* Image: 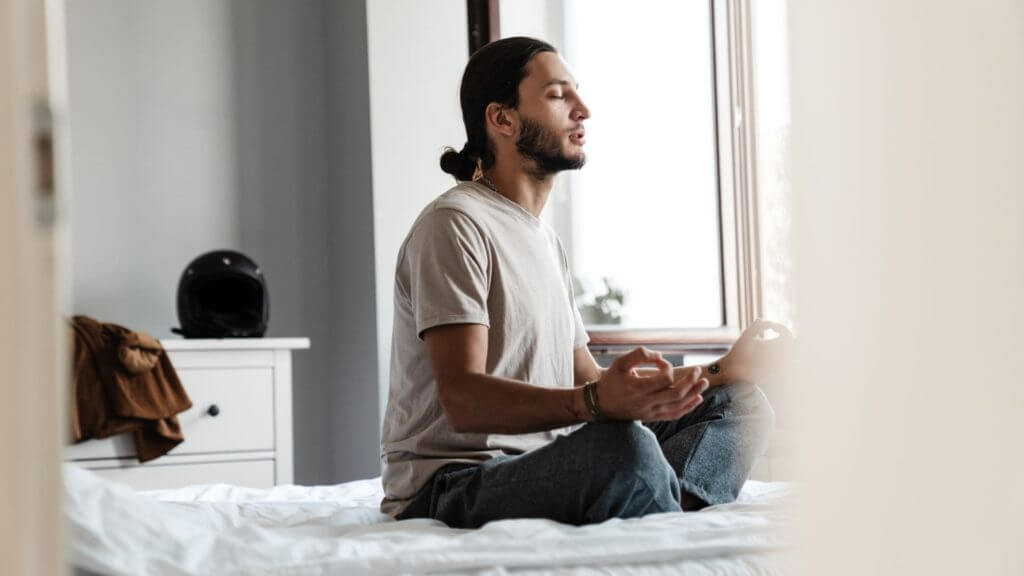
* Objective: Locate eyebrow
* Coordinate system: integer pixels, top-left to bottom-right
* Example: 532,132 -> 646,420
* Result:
544,79 -> 579,89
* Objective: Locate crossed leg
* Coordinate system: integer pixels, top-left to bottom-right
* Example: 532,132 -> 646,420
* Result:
398,381 -> 774,528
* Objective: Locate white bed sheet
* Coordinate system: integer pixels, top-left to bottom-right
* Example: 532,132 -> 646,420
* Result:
65,464 -> 794,575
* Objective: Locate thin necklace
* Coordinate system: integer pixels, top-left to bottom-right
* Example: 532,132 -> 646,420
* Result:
478,174 -> 497,193
476,174 -> 538,222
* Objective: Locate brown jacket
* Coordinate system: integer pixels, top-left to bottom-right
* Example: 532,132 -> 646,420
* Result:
71,315 -> 192,462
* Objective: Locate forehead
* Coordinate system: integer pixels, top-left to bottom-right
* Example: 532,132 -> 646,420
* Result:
521,51 -> 577,90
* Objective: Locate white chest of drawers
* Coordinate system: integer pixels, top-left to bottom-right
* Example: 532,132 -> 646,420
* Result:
65,338 -> 309,491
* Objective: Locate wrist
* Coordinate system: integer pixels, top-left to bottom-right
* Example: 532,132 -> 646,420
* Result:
707,354 -> 735,386
571,386 -> 593,422
582,379 -> 608,421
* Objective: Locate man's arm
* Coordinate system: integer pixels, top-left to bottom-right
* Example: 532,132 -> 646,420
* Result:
425,324 -> 708,435
575,341 -> 730,394
700,320 -> 793,386
572,345 -> 604,387
576,344 -> 732,387
426,323 -> 588,434
668,360 -> 732,388
572,343 -> 737,411
665,319 -> 795,388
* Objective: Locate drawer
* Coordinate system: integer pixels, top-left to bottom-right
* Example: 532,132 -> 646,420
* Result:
66,367 -> 275,460
173,367 -> 275,454
89,459 -> 275,490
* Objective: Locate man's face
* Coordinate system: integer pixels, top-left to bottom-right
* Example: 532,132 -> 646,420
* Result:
512,52 -> 590,177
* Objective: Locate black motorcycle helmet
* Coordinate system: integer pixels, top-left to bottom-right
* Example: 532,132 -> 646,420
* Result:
172,250 -> 269,338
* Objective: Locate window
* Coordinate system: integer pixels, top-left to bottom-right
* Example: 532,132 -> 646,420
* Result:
751,0 -> 793,329
485,0 -> 779,351
558,0 -> 722,334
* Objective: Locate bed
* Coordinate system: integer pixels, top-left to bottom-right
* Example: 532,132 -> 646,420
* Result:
65,464 -> 795,575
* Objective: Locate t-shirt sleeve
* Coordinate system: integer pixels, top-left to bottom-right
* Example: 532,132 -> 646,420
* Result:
571,295 -> 590,349
555,236 -> 591,350
406,208 -> 491,339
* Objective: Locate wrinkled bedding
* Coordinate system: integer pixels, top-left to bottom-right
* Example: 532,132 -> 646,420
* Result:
65,465 -> 794,575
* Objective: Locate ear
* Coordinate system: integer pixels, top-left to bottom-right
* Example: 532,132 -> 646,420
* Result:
485,102 -> 517,138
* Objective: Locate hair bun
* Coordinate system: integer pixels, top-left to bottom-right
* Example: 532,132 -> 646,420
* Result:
439,147 -> 462,176
439,146 -> 477,181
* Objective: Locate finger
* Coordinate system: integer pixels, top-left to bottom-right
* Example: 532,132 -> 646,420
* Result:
636,355 -> 675,384
653,355 -> 673,384
738,322 -> 765,343
676,365 -> 702,386
663,366 -> 700,393
655,376 -> 707,404
654,354 -> 673,375
649,393 -> 704,421
612,347 -> 666,373
754,336 -> 794,360
680,377 -> 709,402
763,320 -> 791,333
753,319 -> 792,340
630,370 -> 676,392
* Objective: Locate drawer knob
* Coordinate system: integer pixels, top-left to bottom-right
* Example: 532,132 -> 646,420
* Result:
206,404 -> 221,417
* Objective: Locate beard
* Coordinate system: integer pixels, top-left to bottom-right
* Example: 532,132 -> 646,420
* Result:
515,115 -> 586,178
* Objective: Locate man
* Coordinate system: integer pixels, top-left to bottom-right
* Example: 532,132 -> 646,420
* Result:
380,37 -> 786,528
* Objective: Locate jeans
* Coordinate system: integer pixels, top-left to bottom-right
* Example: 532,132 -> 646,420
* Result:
396,381 -> 775,528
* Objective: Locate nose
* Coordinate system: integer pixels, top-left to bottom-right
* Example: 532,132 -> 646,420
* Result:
573,97 -> 590,122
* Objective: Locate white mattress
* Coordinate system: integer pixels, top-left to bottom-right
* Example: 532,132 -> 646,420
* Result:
65,464 -> 794,575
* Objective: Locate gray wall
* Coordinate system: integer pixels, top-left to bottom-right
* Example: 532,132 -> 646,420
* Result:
66,0 -> 379,484
322,0 -> 380,483
67,0 -> 240,330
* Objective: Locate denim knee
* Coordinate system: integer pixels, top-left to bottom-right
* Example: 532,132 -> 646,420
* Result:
715,382 -> 775,426
710,381 -> 776,457
585,421 -> 661,463
584,421 -> 680,516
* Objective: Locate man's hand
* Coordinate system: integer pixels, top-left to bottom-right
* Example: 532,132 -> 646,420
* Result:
720,319 -> 794,385
597,347 -> 709,421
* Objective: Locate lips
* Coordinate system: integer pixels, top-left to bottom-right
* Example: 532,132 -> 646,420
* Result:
569,129 -> 586,145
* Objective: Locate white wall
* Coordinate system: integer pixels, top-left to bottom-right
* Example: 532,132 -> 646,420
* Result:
366,0 -> 468,418
65,0 -> 380,484
499,0 -> 564,50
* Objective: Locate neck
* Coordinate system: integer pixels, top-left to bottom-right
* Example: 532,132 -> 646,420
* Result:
481,163 -> 554,219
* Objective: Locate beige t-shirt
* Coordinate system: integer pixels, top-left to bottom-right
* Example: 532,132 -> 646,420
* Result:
380,181 -> 589,517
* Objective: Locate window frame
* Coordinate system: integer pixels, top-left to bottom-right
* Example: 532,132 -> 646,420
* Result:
467,0 -> 764,354
466,0 -> 500,55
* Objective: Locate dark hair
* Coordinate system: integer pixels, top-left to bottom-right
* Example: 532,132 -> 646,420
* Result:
440,37 -> 557,181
